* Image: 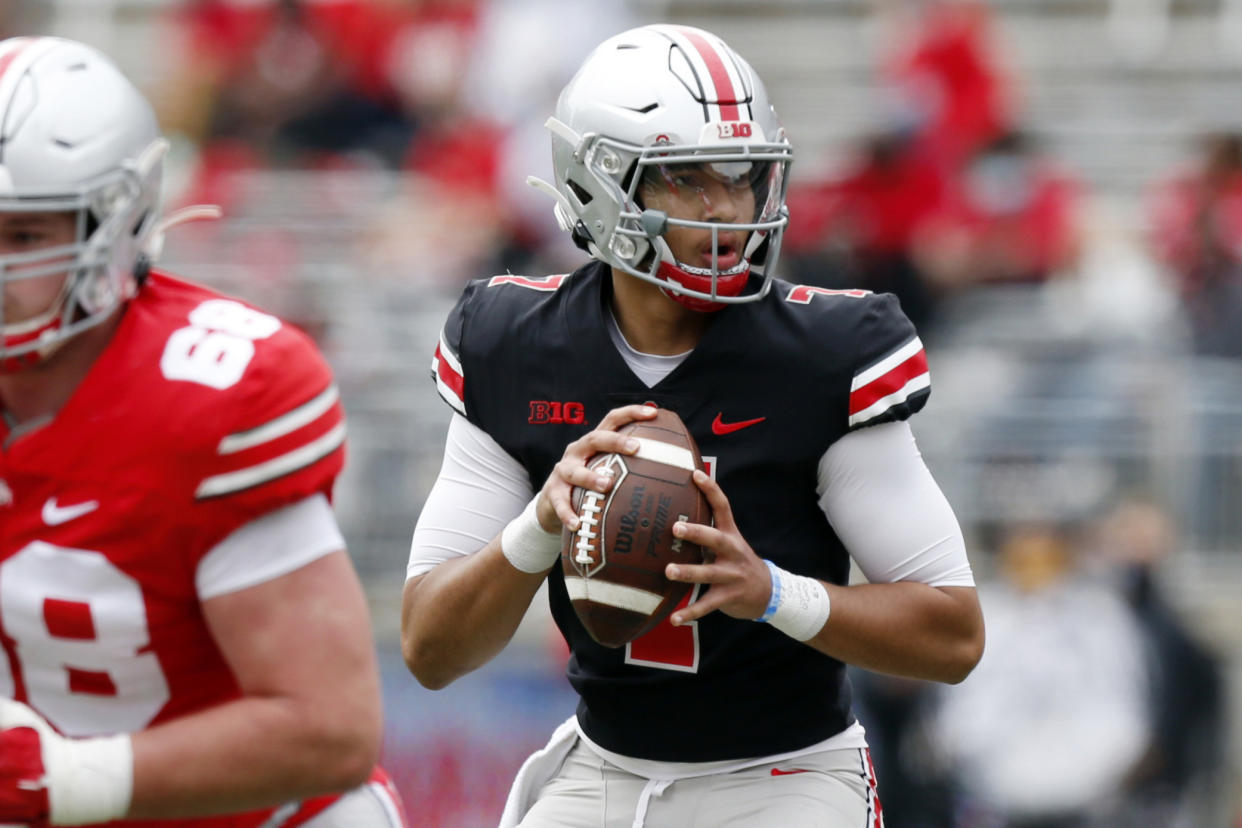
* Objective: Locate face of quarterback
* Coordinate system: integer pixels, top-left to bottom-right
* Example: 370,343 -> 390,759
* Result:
0,211 -> 77,328
638,161 -> 758,275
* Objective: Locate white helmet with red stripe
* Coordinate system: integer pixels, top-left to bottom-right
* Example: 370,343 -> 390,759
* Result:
0,36 -> 165,371
528,24 -> 793,311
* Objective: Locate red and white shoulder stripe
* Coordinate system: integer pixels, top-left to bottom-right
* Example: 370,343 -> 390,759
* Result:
651,25 -> 751,122
848,336 -> 930,428
431,333 -> 465,415
195,383 -> 345,499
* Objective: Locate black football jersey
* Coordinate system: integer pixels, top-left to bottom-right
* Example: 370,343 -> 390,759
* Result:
431,261 -> 930,761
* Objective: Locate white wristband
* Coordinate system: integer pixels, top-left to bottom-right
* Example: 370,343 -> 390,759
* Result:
500,496 -> 562,573
0,698 -> 132,826
44,732 -> 133,825
759,560 -> 831,641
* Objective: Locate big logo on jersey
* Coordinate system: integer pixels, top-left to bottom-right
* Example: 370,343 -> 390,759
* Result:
529,401 -> 587,425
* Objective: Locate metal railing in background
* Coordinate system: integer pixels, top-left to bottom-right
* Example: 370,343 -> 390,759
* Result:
162,170 -> 464,591
160,170 -> 1242,567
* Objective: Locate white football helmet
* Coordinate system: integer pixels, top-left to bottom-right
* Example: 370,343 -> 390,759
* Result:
0,36 -> 165,371
528,24 -> 793,312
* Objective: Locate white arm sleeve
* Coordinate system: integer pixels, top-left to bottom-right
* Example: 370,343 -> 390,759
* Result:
817,420 -> 974,587
196,493 -> 345,600
407,413 -> 535,580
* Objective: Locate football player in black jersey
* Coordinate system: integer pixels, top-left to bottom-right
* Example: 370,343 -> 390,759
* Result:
402,23 -> 984,828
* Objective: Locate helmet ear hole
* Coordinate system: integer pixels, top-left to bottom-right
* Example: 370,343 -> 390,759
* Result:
567,179 -> 593,207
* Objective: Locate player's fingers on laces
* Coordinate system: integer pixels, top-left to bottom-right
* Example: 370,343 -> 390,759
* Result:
581,429 -> 641,458
540,466 -> 582,525
544,483 -> 578,529
562,428 -> 633,465
555,456 -> 618,495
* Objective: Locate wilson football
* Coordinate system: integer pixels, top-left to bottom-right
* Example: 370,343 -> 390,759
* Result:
561,407 -> 711,648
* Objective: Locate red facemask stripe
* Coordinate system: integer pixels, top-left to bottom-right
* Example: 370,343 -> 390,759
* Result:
678,28 -> 740,122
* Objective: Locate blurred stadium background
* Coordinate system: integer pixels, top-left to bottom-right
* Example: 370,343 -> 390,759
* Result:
14,0 -> 1242,824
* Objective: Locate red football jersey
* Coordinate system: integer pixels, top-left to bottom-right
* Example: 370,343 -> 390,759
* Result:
0,271 -> 355,827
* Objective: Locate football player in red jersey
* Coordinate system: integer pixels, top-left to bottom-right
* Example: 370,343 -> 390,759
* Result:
0,37 -> 406,827
402,24 -> 984,828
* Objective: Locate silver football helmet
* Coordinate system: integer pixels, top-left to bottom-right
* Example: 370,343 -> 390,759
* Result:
0,36 -> 166,370
528,24 -> 793,311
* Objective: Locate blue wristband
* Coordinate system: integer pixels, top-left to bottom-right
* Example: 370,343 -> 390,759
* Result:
758,559 -> 782,623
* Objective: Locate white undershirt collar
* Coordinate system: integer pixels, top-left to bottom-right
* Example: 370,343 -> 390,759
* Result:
605,309 -> 691,388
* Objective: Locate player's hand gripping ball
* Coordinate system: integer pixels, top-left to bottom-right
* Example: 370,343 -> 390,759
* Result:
561,407 -> 712,647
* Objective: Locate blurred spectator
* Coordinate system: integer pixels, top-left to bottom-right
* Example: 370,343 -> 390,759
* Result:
789,127 -> 1086,341
381,0 -> 637,280
372,0 -> 482,133
385,0 -> 514,277
1145,131 -> 1242,357
787,1 -> 1040,336
455,0 -> 637,275
1092,497 -> 1227,827
931,522 -> 1152,827
159,0 -> 464,173
784,128 -> 947,330
159,0 -> 623,295
876,0 -> 1018,174
913,130 -> 1086,298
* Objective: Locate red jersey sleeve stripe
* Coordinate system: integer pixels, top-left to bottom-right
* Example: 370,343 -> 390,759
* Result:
217,383 -> 339,454
849,337 -> 929,425
433,334 -> 466,415
849,372 -> 930,428
195,421 -> 346,499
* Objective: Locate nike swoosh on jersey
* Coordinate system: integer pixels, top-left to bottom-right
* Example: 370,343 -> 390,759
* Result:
769,767 -> 813,776
42,497 -> 99,525
711,413 -> 766,435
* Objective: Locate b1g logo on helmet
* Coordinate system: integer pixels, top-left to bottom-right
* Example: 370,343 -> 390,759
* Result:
715,122 -> 753,139
529,401 -> 587,425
